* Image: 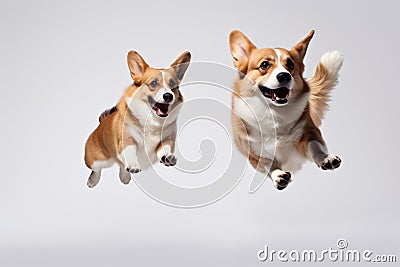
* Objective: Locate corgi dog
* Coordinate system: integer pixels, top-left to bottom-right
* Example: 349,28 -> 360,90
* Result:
84,50 -> 191,188
229,30 -> 343,190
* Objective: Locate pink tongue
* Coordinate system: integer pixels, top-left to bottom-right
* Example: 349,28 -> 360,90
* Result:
273,92 -> 289,100
274,88 -> 289,99
155,103 -> 169,114
272,88 -> 290,101
159,109 -> 167,115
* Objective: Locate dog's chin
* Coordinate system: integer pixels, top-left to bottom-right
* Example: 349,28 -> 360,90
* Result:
270,98 -> 289,106
259,86 -> 290,106
148,96 -> 170,118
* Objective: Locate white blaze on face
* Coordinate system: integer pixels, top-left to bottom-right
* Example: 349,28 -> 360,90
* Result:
262,49 -> 294,90
154,71 -> 175,104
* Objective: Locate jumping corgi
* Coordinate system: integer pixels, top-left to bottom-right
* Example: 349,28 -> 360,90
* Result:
84,50 -> 191,188
229,30 -> 343,190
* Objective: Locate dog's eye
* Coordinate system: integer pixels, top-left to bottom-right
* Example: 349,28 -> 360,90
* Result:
169,79 -> 176,88
286,58 -> 295,71
150,80 -> 158,88
260,61 -> 270,71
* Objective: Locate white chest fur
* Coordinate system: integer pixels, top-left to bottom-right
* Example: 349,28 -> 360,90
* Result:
125,99 -> 177,169
233,93 -> 309,172
125,119 -> 176,170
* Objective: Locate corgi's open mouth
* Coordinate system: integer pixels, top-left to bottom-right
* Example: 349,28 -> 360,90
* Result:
259,86 -> 290,105
148,96 -> 169,117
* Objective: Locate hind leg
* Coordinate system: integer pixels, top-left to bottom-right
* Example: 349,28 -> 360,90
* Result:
118,166 -> 131,185
86,159 -> 114,188
87,171 -> 101,188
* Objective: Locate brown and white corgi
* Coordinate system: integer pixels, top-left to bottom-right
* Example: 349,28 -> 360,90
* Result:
229,30 -> 343,190
84,50 -> 191,188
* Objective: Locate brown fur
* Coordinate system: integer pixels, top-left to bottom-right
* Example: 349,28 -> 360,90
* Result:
308,61 -> 340,127
84,98 -> 132,168
229,30 -> 342,189
84,50 -> 191,187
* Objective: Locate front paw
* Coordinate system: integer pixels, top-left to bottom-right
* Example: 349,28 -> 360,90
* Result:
271,170 -> 292,190
160,154 -> 177,167
320,154 -> 341,170
126,162 -> 142,174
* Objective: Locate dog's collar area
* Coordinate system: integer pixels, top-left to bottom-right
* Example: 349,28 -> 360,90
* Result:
148,96 -> 170,117
258,85 -> 289,104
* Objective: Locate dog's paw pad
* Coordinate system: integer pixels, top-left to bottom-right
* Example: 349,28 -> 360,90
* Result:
126,167 -> 141,174
272,170 -> 292,190
320,155 -> 341,170
160,154 -> 177,167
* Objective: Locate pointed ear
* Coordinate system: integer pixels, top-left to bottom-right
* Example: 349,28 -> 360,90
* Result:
291,30 -> 315,61
170,51 -> 191,81
229,30 -> 257,75
127,50 -> 148,84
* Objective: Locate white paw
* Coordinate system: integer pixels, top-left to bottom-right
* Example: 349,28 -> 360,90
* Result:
126,162 -> 141,174
160,153 -> 177,167
320,154 -> 342,170
320,50 -> 343,76
271,169 -> 292,190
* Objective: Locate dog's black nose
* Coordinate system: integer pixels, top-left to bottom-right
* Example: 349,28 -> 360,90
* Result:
163,93 -> 173,103
277,72 -> 291,84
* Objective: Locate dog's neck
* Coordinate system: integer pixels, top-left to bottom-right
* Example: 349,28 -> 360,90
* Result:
268,92 -> 309,131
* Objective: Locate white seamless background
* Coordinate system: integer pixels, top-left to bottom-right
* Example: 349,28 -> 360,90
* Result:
0,0 -> 399,266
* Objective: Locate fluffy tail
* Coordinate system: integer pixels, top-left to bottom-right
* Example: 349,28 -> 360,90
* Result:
98,106 -> 117,123
308,51 -> 343,127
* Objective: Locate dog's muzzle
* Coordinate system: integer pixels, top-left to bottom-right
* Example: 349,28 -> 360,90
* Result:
259,86 -> 290,105
148,96 -> 170,117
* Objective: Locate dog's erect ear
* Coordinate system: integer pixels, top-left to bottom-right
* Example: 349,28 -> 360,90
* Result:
291,30 -> 315,61
229,30 -> 257,75
170,51 -> 191,81
127,50 -> 149,84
